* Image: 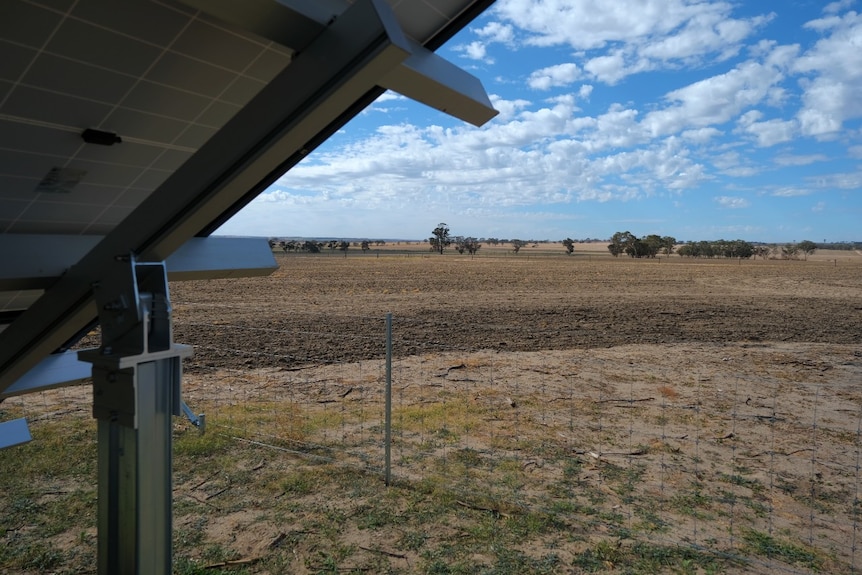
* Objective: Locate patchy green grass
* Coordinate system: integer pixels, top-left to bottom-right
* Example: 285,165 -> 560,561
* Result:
741,529 -> 824,572
572,540 -> 733,574
2,388 -> 859,575
0,414 -> 97,574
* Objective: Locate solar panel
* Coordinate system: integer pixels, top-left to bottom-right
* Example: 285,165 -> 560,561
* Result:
1,1 -> 292,236
0,0 -> 497,392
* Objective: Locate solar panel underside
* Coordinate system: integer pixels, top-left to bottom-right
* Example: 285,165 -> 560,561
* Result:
0,0 -> 494,387
0,0 -> 298,326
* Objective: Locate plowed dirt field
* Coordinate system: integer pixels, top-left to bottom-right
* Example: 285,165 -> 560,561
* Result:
169,249 -> 862,370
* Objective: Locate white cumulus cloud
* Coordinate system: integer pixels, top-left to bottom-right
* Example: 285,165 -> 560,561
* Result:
795,11 -> 862,137
528,63 -> 582,89
475,21 -> 515,44
715,195 -> 750,208
736,116 -> 796,147
642,44 -> 795,137
492,0 -> 773,83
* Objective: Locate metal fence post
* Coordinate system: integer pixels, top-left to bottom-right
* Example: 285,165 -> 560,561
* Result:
384,313 -> 392,486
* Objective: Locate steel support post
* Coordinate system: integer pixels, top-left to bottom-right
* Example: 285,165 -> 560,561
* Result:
80,258 -> 191,574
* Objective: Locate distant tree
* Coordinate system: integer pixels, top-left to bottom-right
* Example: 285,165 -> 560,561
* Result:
641,235 -> 663,258
511,239 -> 526,254
562,238 -> 575,255
452,236 -> 466,254
797,240 -> 817,260
361,240 -> 370,252
338,240 -> 349,252
608,231 -> 633,257
676,239 -> 753,259
302,240 -> 321,253
464,237 -> 481,256
816,241 -> 862,250
430,223 -> 451,254
782,243 -> 800,260
695,240 -> 715,258
617,232 -> 654,258
660,236 -> 676,257
753,245 -> 770,260
731,240 -> 754,259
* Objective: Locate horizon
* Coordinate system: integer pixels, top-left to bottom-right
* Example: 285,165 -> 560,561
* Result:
230,234 -> 862,247
216,0 -> 862,243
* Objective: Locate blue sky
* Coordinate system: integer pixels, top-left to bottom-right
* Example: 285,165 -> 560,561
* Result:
218,0 -> 862,243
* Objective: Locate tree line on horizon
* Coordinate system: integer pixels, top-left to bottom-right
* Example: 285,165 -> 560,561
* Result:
270,228 -> 859,258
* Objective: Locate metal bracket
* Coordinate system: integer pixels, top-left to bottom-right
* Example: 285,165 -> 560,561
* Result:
91,255 -> 172,358
180,401 -> 206,434
0,418 -> 31,450
78,255 -> 191,574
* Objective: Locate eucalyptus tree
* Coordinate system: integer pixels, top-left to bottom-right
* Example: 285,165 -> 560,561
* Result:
430,223 -> 451,254
797,240 -> 817,260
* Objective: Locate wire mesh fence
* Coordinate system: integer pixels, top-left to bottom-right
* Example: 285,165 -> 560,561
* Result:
172,311 -> 862,574
3,309 -> 860,573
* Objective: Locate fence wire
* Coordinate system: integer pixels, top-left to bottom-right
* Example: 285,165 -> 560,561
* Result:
4,311 -> 860,574
164,312 -> 862,574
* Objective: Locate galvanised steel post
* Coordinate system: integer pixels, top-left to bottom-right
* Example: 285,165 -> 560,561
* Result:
385,313 -> 393,486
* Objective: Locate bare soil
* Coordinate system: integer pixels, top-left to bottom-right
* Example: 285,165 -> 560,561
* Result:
167,249 -> 862,573
170,251 -> 862,370
4,247 -> 862,574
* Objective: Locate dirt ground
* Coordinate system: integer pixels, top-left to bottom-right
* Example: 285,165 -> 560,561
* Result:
178,341 -> 862,573
170,248 -> 862,371
166,248 -> 862,573
5,246 -> 862,574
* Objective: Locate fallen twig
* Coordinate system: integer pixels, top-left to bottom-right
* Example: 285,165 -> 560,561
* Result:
602,449 -> 649,456
752,414 -> 785,422
594,397 -> 655,404
204,557 -> 260,569
456,500 -> 509,518
359,545 -> 407,559
435,364 -> 467,378
180,492 -> 220,510
574,449 -> 649,458
205,486 -> 230,501
739,448 -> 816,459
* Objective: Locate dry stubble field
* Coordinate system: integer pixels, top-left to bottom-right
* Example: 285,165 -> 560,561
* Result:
2,245 -> 862,574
